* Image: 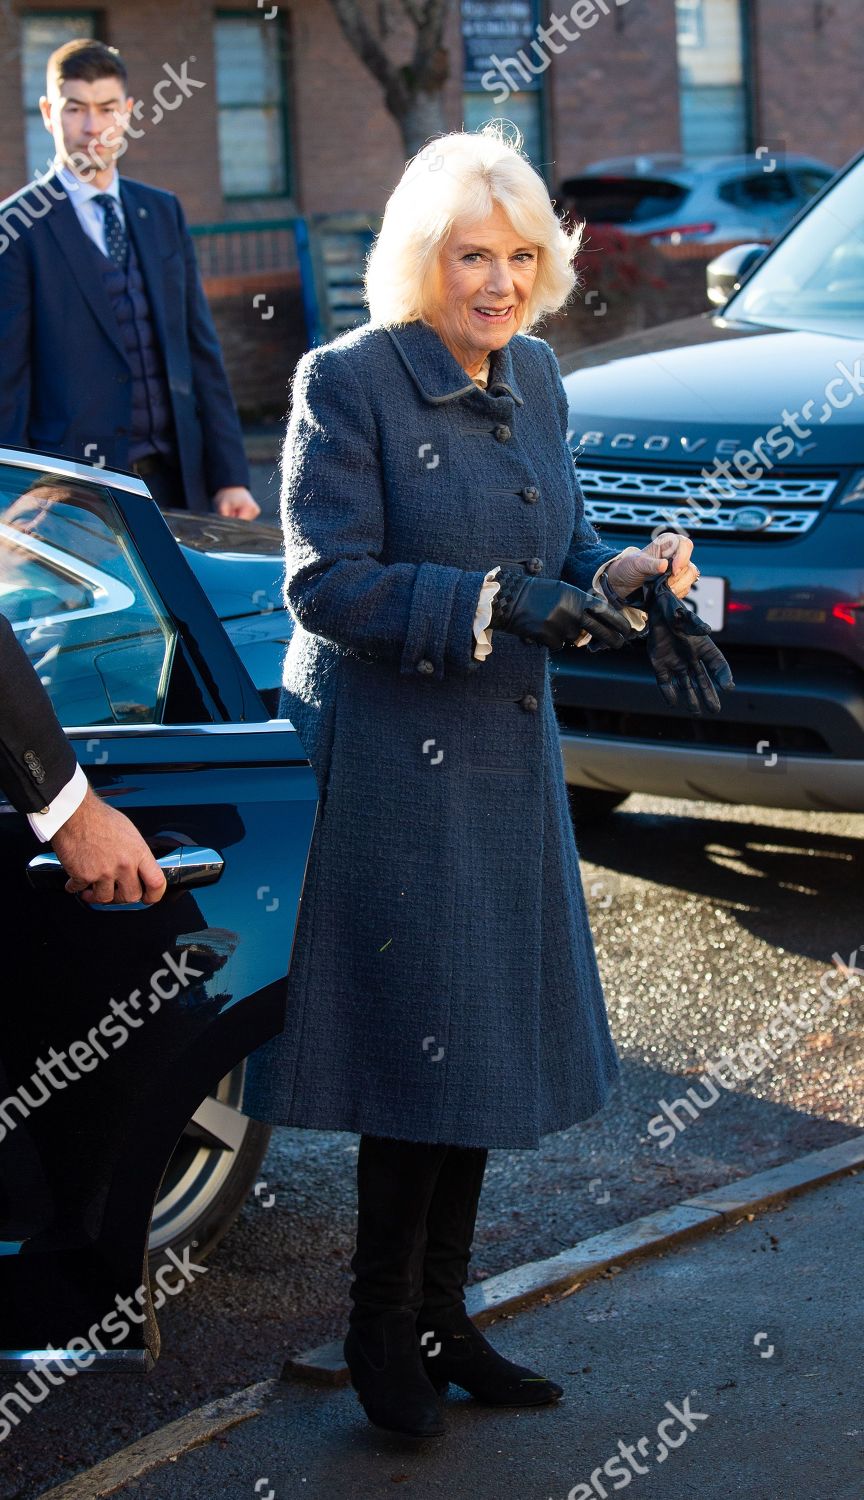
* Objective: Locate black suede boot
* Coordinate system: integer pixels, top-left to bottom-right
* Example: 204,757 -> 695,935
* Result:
417,1145 -> 563,1408
343,1134 -> 449,1440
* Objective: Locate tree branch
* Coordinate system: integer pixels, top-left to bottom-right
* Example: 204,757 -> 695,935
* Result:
328,0 -> 398,92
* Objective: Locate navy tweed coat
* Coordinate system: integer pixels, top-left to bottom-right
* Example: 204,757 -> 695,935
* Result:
241,317 -> 621,1149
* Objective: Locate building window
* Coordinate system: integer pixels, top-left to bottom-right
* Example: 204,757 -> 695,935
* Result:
461,0 -> 545,170
21,11 -> 100,180
214,12 -> 291,199
675,0 -> 751,156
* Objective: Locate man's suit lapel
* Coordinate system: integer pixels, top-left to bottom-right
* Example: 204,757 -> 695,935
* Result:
120,180 -> 172,368
43,176 -> 128,364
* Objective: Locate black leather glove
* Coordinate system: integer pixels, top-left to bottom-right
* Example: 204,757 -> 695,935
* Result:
489,568 -> 638,651
644,574 -> 735,715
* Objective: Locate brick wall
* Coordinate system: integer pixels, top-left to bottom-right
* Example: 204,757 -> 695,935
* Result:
547,1 -> 682,184
3,3 -> 863,219
2,1 -> 861,419
751,0 -> 864,169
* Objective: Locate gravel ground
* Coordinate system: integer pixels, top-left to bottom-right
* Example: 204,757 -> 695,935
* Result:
3,793 -> 862,1499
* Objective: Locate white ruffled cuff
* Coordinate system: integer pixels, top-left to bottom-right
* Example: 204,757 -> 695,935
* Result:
571,547 -> 648,647
472,566 -> 501,660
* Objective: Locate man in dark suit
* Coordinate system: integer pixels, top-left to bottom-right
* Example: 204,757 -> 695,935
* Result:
0,38 -> 259,519
1,612 -> 166,904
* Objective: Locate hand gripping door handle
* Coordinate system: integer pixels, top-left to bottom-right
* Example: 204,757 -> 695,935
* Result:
26,845 -> 224,895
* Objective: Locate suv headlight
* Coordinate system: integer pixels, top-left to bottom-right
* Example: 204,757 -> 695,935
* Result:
835,470 -> 864,512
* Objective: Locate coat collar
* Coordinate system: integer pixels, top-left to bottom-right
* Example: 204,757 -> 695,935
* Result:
385,319 -> 525,406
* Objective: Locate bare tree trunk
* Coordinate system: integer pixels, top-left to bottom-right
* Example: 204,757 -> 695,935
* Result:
398,88 -> 447,158
327,0 -> 453,158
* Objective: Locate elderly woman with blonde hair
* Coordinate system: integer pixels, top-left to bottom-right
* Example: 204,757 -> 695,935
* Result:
243,122 -> 728,1442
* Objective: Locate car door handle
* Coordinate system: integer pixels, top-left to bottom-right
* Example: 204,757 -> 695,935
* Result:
26,845 -> 225,893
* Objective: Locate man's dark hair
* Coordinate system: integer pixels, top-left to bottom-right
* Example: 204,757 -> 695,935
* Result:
46,39 -> 128,95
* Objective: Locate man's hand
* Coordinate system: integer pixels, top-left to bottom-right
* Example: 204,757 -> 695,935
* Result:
49,787 -> 167,905
605,533 -> 698,601
213,486 -> 261,521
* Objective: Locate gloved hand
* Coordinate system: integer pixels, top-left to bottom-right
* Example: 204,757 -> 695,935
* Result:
489,568 -> 637,651
644,574 -> 735,715
605,534 -> 698,600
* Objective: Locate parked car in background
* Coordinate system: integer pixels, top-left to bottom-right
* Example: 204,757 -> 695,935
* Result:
554,148 -> 864,822
557,153 -> 836,257
0,455 -> 316,1374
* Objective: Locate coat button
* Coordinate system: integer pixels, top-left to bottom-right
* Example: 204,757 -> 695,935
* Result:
416,658 -> 434,674
521,485 -> 539,503
519,693 -> 538,712
493,424 -> 511,443
526,557 -> 543,574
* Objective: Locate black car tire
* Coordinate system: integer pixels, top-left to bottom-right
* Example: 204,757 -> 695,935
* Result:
148,1062 -> 271,1271
566,786 -> 629,826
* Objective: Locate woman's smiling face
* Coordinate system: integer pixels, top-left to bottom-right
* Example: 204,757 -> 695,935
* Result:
430,201 -> 540,376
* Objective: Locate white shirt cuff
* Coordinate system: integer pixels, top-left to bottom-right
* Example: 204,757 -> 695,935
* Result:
26,761 -> 88,842
473,566 -> 501,660
572,547 -> 648,647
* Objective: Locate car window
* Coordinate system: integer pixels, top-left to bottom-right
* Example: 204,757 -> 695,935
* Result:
0,465 -> 177,727
728,154 -> 864,335
558,177 -> 688,225
718,171 -> 798,208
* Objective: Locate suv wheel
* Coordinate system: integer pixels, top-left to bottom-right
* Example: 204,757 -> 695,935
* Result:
148,1062 -> 271,1269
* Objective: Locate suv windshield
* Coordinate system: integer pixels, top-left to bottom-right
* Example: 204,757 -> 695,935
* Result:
727,155 -> 864,336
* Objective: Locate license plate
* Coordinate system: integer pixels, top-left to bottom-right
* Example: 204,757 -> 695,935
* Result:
682,575 -> 726,631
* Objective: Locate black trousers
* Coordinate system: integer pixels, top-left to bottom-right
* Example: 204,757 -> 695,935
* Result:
131,454 -> 186,511
348,1134 -> 488,1324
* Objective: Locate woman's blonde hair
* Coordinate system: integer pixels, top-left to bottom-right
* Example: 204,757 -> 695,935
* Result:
363,121 -> 582,332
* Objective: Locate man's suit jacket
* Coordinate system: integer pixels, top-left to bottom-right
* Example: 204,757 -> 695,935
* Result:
0,611 -> 78,815
0,172 -> 250,512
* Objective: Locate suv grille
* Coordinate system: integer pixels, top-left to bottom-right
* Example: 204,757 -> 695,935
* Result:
576,464 -> 838,536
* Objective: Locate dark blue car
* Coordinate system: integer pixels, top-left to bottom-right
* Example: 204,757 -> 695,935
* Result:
0,452 -> 315,1375
556,147 -> 864,821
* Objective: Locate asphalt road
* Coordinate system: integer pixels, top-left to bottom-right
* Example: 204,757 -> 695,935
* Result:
3,793 -> 862,1499
115,1172 -> 864,1500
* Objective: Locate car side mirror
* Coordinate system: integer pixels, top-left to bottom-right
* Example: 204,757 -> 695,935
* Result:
706,244 -> 768,308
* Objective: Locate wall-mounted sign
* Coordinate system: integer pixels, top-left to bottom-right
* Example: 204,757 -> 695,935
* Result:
462,0 -> 542,91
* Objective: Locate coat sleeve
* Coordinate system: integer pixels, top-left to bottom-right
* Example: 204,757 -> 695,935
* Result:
542,342 -> 618,592
0,222 -> 32,447
175,196 -> 251,497
280,344 -> 491,681
0,612 -> 80,814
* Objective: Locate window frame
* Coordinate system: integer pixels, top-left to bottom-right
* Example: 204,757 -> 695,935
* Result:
214,7 -> 293,203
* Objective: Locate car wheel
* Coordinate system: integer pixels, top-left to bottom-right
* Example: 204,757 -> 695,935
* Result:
567,786 -> 629,826
148,1061 -> 271,1269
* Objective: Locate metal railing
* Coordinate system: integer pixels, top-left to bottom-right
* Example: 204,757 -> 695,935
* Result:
190,214 -> 379,347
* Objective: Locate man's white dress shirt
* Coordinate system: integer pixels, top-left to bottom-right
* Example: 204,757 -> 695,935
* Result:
54,158 -> 125,258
